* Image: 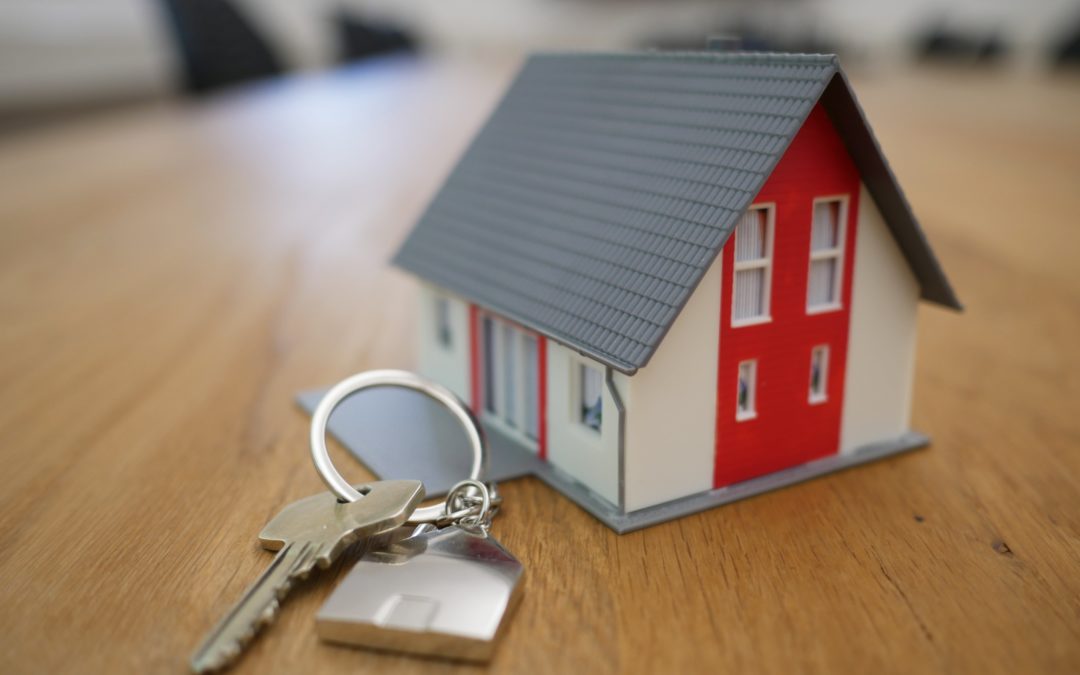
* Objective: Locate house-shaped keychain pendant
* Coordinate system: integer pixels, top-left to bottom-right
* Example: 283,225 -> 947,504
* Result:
316,525 -> 524,662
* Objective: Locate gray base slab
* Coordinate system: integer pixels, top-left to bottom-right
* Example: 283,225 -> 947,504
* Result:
297,388 -> 928,532
557,433 -> 929,533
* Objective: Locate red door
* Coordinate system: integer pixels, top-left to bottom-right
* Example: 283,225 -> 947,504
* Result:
713,104 -> 860,488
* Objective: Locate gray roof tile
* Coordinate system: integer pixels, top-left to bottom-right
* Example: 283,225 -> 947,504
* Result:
395,51 -> 960,374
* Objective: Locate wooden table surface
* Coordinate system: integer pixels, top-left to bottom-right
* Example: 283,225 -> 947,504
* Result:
1,56 -> 1078,674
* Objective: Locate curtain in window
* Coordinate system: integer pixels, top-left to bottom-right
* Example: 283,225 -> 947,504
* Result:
735,210 -> 766,261
734,268 -> 765,320
809,200 -> 842,307
811,201 -> 840,250
808,258 -> 837,306
733,209 -> 768,321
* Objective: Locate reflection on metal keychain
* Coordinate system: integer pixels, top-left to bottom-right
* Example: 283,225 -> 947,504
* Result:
308,369 -> 524,662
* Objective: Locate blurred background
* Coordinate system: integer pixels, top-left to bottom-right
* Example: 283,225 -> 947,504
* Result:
2,0 -> 1080,133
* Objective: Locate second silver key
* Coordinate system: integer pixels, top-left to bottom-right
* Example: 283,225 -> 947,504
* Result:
190,479 -> 424,672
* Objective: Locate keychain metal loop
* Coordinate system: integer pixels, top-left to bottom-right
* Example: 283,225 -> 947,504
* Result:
309,369 -> 487,524
445,479 -> 493,530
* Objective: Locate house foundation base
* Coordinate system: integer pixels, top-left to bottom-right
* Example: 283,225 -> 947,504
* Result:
297,388 -> 928,533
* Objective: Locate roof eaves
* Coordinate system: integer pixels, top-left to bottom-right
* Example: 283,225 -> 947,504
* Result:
820,71 -> 962,311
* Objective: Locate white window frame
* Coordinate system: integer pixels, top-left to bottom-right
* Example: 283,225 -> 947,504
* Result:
736,359 -> 758,421
731,204 -> 776,327
478,312 -> 539,447
809,345 -> 830,404
806,195 -> 848,314
574,360 -> 604,433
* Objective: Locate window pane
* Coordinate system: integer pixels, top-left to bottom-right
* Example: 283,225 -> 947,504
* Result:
523,335 -> 538,439
734,268 -> 765,320
482,317 -> 495,413
580,364 -> 602,431
435,297 -> 452,348
735,209 -> 766,261
812,201 -> 840,251
501,324 -> 516,427
810,346 -> 829,401
737,360 -> 756,418
808,258 -> 838,307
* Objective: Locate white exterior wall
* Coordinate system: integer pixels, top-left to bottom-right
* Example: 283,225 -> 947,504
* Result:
416,283 -> 470,402
545,343 -> 623,506
621,260 -> 722,512
840,184 -> 920,453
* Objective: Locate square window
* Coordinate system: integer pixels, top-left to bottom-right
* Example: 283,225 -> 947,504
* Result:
732,206 -> 773,324
736,360 -> 757,420
578,362 -> 603,432
809,345 -> 829,403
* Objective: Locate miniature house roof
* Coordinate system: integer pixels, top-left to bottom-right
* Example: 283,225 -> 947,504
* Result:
394,52 -> 961,374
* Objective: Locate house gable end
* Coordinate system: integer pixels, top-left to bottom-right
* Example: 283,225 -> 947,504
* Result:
818,73 -> 961,310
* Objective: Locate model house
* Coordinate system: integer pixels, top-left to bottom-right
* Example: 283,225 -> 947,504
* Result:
393,51 -> 960,529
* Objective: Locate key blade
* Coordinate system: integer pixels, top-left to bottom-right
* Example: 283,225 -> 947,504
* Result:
190,542 -> 313,673
190,481 -> 425,672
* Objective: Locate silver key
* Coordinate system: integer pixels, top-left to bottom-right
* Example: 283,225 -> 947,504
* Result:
190,479 -> 424,673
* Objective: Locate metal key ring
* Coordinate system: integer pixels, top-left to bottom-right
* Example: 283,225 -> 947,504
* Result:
309,369 -> 487,524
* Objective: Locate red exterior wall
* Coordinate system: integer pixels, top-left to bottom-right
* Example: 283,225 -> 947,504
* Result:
714,104 -> 861,488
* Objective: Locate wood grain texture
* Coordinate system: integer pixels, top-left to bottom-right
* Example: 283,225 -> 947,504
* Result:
0,57 -> 1078,674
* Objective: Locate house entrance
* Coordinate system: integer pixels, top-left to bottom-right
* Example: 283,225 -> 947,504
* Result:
477,312 -> 543,452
